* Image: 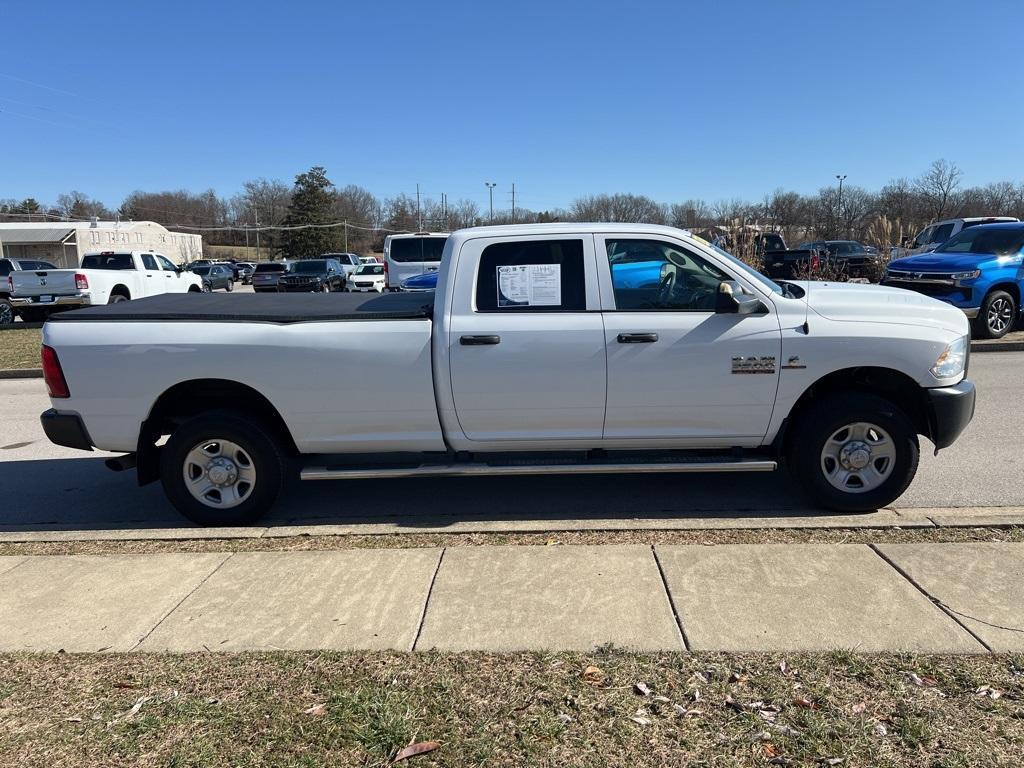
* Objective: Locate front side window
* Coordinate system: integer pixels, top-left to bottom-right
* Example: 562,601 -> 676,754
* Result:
914,227 -> 933,247
156,255 -> 177,271
476,239 -> 586,312
606,239 -> 727,311
934,227 -> 1024,256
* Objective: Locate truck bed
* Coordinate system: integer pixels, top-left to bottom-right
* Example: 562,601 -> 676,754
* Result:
48,291 -> 434,324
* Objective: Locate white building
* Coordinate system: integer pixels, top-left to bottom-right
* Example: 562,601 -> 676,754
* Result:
0,219 -> 203,268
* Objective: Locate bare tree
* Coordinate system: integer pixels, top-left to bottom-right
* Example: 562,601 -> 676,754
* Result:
914,159 -> 963,220
571,193 -> 666,223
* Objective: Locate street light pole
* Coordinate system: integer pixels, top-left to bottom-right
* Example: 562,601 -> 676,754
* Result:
485,182 -> 497,223
835,174 -> 847,237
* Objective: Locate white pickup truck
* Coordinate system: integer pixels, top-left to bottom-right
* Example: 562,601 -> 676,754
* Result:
10,250 -> 203,321
39,224 -> 976,525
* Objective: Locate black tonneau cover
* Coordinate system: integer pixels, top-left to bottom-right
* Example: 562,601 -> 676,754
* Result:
48,292 -> 434,324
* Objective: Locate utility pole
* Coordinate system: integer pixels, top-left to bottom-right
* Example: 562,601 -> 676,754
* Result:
485,182 -> 497,223
511,183 -> 516,223
344,219 -> 348,252
253,207 -> 260,261
244,223 -> 250,250
416,183 -> 422,231
835,174 -> 847,237
441,193 -> 448,230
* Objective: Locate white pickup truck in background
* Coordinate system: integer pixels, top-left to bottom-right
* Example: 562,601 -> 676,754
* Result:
39,224 -> 976,525
9,250 -> 203,321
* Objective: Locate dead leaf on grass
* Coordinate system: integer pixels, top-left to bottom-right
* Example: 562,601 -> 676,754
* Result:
907,672 -> 938,688
392,741 -> 440,762
582,665 -> 605,685
762,742 -> 782,758
634,682 -> 651,696
629,714 -> 651,726
851,701 -> 867,714
303,703 -> 326,716
792,697 -> 819,710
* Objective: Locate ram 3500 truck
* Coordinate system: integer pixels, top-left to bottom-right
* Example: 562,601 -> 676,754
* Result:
39,224 -> 976,525
10,250 -> 203,320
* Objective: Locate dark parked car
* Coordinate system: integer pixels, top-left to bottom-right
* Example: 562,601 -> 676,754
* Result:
277,259 -> 347,293
1,257 -> 58,324
191,264 -> 234,292
795,240 -> 881,278
252,262 -> 291,292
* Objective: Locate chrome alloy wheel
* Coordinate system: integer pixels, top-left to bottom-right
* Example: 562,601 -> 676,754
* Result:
820,422 -> 895,494
183,439 -> 256,509
988,296 -> 1013,335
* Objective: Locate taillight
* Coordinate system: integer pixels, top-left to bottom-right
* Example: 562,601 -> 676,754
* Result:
41,345 -> 70,398
75,273 -> 89,290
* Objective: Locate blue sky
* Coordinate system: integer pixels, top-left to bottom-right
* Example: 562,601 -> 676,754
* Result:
1,0 -> 1022,214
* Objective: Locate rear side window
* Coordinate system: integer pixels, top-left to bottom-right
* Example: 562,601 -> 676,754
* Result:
476,239 -> 586,312
389,237 -> 447,263
81,253 -> 134,270
931,223 -> 955,244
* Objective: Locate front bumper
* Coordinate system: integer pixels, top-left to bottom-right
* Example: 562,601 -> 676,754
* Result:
40,409 -> 94,451
925,379 -> 976,450
10,293 -> 91,308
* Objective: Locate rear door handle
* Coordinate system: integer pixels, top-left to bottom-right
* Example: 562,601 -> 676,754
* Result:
617,332 -> 658,343
460,335 -> 501,346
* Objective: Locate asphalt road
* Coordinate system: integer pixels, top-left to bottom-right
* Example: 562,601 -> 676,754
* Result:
1,352 -> 1020,532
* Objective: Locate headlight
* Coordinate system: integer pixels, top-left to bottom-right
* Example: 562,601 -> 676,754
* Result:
951,270 -> 981,282
931,335 -> 968,379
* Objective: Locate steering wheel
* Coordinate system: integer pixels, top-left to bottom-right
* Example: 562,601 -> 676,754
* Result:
657,269 -> 676,304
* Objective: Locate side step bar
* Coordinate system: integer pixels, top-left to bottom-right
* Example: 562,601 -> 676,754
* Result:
301,460 -> 777,481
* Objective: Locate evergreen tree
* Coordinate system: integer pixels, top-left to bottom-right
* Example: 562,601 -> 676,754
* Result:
280,167 -> 343,259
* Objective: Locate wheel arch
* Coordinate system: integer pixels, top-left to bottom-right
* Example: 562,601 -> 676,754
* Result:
984,281 -> 1020,306
136,378 -> 298,485
775,366 -> 931,455
110,284 -> 131,299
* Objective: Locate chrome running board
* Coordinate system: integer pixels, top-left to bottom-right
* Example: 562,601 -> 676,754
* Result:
300,459 -> 777,481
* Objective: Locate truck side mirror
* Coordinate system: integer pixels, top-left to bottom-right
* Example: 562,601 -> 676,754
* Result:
716,280 -> 764,315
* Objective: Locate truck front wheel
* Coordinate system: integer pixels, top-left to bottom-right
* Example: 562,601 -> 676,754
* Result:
160,411 -> 287,526
787,392 -> 919,513
976,289 -> 1016,339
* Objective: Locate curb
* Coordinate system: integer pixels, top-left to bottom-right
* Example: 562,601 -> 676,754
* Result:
0,368 -> 42,379
0,322 -> 45,330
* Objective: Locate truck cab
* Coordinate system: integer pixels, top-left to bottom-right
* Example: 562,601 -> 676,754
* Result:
896,216 -> 1018,258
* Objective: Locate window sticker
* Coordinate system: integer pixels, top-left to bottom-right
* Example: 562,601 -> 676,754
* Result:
497,264 -> 562,307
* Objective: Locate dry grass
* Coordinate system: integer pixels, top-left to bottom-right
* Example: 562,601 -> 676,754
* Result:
0,524 -> 1021,558
0,326 -> 41,369
0,650 -> 1021,767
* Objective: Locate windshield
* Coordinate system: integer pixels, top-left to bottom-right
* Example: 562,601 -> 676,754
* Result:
293,260 -> 327,273
934,227 -> 1024,256
254,263 -> 286,273
704,242 -> 784,295
389,236 -> 447,263
356,265 -> 384,275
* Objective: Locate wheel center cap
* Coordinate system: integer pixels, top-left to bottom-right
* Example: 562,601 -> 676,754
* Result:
840,441 -> 871,470
207,458 -> 237,486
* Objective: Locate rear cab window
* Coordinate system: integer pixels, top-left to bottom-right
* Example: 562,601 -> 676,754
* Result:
81,253 -> 135,270
389,237 -> 447,263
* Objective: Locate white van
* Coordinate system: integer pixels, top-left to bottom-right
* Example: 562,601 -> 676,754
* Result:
896,216 -> 1018,257
383,232 -> 448,290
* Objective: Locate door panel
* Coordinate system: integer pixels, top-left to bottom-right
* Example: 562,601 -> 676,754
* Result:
602,311 -> 781,439
597,235 -> 782,442
447,235 -> 606,442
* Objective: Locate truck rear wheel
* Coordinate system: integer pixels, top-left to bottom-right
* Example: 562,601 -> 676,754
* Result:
0,299 -> 14,326
160,410 -> 287,526
787,392 -> 919,512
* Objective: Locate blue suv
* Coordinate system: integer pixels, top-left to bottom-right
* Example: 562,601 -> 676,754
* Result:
883,222 -> 1024,338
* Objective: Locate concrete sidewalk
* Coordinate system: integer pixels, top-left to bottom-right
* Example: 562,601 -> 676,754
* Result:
1,542 -> 1022,654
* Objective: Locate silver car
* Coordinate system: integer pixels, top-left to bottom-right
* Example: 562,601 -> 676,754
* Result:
251,262 -> 291,292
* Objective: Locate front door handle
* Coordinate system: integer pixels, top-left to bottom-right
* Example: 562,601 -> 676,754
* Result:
460,334 -> 501,346
617,332 -> 658,344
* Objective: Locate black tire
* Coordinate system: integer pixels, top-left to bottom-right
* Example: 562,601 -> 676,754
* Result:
160,410 -> 287,526
225,280 -> 234,292
0,298 -> 14,326
202,281 -> 212,293
786,392 -> 919,513
974,289 -> 1016,339
108,294 -> 128,304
